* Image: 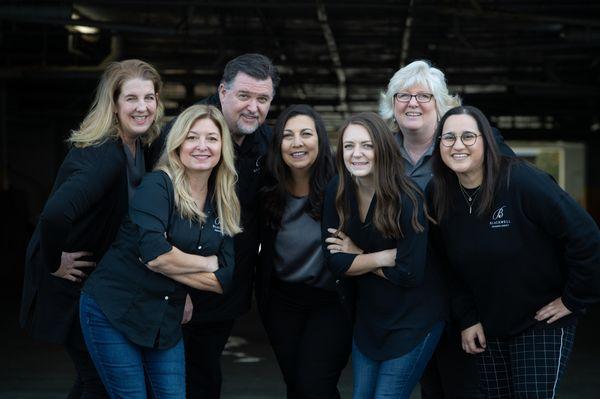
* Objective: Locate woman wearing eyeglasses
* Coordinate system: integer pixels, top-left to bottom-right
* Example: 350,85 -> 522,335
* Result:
379,60 -> 514,398
428,105 -> 600,398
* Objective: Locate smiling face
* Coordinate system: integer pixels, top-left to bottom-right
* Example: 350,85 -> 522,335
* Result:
115,78 -> 157,141
439,114 -> 485,186
280,114 -> 319,173
342,123 -> 375,180
179,117 -> 222,175
393,83 -> 438,138
218,72 -> 273,138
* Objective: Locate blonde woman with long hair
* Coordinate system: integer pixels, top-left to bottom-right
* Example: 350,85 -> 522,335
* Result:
80,104 -> 240,398
20,59 -> 163,397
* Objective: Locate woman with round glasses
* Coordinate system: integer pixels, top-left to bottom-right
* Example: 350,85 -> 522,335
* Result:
379,60 -> 514,398
429,105 -> 600,398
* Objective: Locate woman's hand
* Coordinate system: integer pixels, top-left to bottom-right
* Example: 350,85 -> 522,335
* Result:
376,249 -> 396,267
181,294 -> 193,324
535,297 -> 572,324
51,251 -> 95,282
461,323 -> 487,354
204,255 -> 219,273
326,228 -> 364,254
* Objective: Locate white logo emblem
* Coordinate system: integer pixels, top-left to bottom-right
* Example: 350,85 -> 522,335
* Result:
492,206 -> 505,220
489,205 -> 511,229
253,155 -> 263,174
212,217 -> 222,233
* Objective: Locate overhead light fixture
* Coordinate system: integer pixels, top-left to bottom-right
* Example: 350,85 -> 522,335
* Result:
67,12 -> 100,35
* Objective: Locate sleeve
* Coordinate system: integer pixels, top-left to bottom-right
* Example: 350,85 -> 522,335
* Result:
213,235 -> 235,294
130,172 -> 174,263
321,176 -> 358,277
381,194 -> 429,287
38,144 -> 124,272
517,163 -> 600,312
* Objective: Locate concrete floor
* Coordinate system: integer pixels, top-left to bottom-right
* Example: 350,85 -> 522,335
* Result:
2,297 -> 599,398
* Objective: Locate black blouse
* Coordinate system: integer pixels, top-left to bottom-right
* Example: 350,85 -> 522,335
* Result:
83,171 -> 235,349
322,176 -> 445,360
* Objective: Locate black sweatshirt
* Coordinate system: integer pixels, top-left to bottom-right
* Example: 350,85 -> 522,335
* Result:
429,161 -> 600,337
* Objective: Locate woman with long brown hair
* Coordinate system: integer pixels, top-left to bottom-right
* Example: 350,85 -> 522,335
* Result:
323,112 -> 445,398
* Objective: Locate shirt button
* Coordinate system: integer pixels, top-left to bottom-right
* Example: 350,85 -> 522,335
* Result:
335,279 -> 340,285
164,296 -> 169,300
197,245 -> 202,249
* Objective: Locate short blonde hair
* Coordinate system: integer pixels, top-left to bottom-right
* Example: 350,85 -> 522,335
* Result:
379,60 -> 460,127
69,59 -> 164,148
156,105 -> 241,237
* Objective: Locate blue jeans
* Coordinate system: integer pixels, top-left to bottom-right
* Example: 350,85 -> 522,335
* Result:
352,321 -> 445,399
79,292 -> 185,399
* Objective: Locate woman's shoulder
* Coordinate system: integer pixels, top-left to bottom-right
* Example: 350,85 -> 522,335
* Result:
506,159 -> 557,191
141,169 -> 172,188
68,138 -> 125,164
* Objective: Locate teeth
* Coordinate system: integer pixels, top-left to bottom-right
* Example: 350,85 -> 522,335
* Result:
452,154 -> 468,159
133,116 -> 146,120
291,152 -> 306,157
406,112 -> 421,116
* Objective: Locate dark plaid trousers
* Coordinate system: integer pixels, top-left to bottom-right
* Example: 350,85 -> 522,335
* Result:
477,324 -> 576,399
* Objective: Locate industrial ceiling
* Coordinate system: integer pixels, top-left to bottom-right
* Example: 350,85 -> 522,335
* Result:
1,0 -> 599,139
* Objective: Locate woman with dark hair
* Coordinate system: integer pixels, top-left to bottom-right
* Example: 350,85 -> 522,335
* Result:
322,112 -> 445,398
257,104 -> 352,398
429,105 -> 600,398
80,104 -> 241,398
20,59 -> 164,398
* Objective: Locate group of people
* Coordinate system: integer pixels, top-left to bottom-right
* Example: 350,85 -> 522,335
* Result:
20,53 -> 600,399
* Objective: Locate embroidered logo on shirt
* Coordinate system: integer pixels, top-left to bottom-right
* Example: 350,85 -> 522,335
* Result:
253,155 -> 263,174
489,206 -> 511,229
212,217 -> 223,233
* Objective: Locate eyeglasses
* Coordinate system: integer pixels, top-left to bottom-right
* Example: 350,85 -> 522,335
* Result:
439,132 -> 482,147
394,92 -> 434,103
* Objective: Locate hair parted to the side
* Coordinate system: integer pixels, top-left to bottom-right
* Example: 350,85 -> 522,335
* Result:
69,59 -> 164,148
155,104 -> 241,237
379,59 -> 460,129
431,105 -> 505,221
335,112 -> 427,238
262,104 -> 335,228
221,53 -> 280,95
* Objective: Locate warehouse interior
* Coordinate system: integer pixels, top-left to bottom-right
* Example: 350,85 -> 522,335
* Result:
1,1 -> 599,397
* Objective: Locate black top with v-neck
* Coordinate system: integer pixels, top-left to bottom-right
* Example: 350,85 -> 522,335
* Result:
323,175 -> 445,360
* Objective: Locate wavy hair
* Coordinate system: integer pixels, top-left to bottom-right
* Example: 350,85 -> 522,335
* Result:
335,112 -> 426,238
69,59 -> 164,148
379,60 -> 460,129
430,106 -> 507,221
262,104 -> 335,228
155,105 -> 241,236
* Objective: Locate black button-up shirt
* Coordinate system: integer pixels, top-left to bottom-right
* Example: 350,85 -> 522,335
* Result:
84,171 -> 235,348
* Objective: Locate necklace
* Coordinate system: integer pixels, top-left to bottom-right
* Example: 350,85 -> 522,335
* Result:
458,183 -> 482,215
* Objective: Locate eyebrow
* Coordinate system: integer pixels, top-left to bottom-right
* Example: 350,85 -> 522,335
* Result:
443,129 -> 478,134
237,89 -> 271,98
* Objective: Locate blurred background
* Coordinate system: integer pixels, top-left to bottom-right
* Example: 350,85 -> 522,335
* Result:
1,1 -> 599,397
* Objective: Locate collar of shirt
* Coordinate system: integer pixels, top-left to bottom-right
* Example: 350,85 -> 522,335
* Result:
394,132 -> 435,170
